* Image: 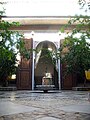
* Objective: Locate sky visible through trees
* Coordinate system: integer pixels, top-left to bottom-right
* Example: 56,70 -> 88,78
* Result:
1,0 -> 89,16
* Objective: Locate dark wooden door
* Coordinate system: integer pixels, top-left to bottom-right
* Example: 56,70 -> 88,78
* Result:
60,63 -> 77,90
17,38 -> 33,90
60,39 -> 76,90
61,74 -> 73,90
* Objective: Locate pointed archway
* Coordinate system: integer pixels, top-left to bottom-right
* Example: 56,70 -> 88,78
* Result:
34,40 -> 59,89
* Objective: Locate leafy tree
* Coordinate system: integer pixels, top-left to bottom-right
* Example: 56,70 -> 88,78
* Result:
0,3 -> 30,86
59,0 -> 90,86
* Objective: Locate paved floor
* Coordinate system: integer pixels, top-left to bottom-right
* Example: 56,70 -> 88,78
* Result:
0,90 -> 90,120
0,101 -> 40,116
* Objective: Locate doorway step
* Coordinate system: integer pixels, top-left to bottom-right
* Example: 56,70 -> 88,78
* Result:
35,85 -> 57,93
0,87 -> 17,91
72,83 -> 90,91
72,87 -> 90,91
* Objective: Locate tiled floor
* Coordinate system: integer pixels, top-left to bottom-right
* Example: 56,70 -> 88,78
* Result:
0,90 -> 90,120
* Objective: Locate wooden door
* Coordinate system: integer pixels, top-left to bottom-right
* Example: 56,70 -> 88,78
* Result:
61,73 -> 73,90
60,39 -> 76,90
17,38 -> 33,90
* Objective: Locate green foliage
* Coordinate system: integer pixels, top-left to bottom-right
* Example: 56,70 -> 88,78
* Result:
40,48 -> 53,61
60,36 -> 90,75
78,0 -> 90,11
0,49 -> 17,79
0,2 -> 5,16
0,3 -> 31,86
59,0 -> 90,82
0,20 -> 24,86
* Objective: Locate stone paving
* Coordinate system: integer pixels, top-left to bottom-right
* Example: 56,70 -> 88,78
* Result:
0,90 -> 90,120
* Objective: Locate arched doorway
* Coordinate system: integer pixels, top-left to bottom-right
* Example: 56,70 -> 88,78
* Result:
34,40 -> 59,89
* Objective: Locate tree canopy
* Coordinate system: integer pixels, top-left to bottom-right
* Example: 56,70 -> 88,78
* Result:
59,0 -> 90,85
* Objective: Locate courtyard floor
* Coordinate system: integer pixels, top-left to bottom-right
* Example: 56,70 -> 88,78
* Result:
0,90 -> 90,120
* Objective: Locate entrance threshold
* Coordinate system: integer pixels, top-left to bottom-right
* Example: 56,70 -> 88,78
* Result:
35,85 -> 57,93
0,87 -> 17,91
72,87 -> 90,91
